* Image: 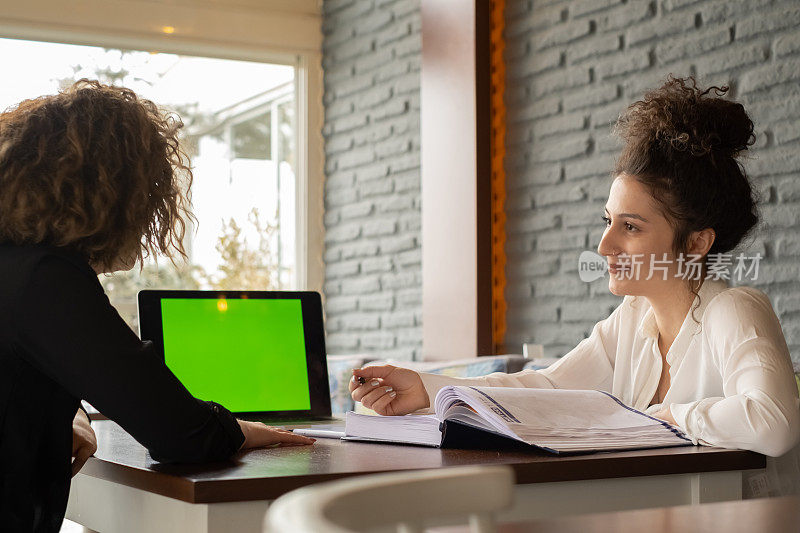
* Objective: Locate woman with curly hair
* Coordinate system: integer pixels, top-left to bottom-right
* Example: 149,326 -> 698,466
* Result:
351,76 -> 800,495
0,80 -> 315,532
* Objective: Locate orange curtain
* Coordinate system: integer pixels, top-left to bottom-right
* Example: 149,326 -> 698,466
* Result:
490,0 -> 506,352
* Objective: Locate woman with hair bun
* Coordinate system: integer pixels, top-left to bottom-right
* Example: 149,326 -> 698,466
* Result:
0,80 -> 315,532
351,76 -> 800,495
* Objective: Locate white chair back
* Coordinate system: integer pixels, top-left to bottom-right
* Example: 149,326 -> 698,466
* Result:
264,465 -> 514,533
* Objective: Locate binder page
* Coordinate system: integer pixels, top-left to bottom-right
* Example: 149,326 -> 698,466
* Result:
440,403 -> 506,434
435,386 -> 691,452
344,412 -> 442,446
435,387 -> 527,439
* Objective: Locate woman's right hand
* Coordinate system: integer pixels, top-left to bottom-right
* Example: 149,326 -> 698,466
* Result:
349,365 -> 429,416
237,420 -> 316,450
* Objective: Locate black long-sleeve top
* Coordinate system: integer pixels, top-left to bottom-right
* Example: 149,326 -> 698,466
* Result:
0,245 -> 245,532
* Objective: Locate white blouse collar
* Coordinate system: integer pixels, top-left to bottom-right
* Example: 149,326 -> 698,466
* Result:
636,279 -> 730,364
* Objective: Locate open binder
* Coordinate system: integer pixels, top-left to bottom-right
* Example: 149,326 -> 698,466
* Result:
344,386 -> 693,454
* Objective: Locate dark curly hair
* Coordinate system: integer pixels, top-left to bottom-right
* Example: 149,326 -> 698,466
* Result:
0,79 -> 193,270
614,75 -> 758,258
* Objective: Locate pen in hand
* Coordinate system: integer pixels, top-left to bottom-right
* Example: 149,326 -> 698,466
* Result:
350,366 -> 430,415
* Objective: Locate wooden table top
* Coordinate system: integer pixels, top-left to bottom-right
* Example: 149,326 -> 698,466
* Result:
456,495 -> 800,533
81,420 -> 766,504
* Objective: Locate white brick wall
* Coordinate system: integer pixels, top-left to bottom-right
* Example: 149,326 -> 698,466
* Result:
504,0 -> 800,362
322,0 -> 421,360
322,0 -> 800,363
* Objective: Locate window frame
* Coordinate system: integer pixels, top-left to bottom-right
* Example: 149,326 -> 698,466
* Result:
0,0 -> 325,292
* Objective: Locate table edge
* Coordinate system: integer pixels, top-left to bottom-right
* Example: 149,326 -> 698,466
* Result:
78,447 -> 766,504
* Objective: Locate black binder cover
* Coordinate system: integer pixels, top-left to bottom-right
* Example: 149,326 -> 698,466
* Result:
439,420 -> 553,453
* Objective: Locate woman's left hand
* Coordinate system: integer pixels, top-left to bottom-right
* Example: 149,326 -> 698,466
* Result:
71,408 -> 97,476
652,405 -> 677,426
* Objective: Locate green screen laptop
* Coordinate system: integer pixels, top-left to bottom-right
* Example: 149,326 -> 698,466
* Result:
138,290 -> 332,422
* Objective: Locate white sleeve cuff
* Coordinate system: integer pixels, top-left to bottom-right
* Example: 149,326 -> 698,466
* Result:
670,401 -> 699,444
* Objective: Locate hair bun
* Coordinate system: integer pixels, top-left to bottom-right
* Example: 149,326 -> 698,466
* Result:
704,99 -> 755,157
617,75 -> 755,159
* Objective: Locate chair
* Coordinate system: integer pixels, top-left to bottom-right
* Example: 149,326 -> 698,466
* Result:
264,465 -> 514,533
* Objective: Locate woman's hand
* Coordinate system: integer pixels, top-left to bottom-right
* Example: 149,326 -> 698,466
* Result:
349,365 -> 429,416
237,420 -> 316,450
71,408 -> 97,477
651,405 -> 677,426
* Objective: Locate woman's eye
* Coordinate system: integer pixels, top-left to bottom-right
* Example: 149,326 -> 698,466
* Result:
625,222 -> 638,232
601,216 -> 611,226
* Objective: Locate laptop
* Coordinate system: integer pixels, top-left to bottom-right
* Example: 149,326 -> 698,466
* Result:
137,290 -> 334,423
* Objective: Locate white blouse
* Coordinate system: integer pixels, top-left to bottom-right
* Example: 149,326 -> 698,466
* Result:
417,279 -> 800,495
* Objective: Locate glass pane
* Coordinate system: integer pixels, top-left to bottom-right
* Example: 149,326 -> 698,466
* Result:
279,100 -> 295,168
232,111 -> 271,160
0,38 -> 299,335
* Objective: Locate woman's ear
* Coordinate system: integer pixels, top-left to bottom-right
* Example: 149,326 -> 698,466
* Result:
687,228 -> 716,258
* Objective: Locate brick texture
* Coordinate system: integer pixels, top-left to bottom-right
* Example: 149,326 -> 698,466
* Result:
322,0 -> 421,360
504,0 -> 800,362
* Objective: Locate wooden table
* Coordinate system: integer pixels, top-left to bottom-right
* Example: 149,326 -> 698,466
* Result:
432,495 -> 800,533
65,421 -> 766,533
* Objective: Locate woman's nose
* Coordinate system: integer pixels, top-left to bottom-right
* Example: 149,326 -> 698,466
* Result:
597,227 -> 617,257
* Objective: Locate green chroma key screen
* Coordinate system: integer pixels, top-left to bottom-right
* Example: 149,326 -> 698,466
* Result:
160,298 -> 311,412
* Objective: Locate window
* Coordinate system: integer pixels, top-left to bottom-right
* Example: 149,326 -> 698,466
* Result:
0,38 -> 302,332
